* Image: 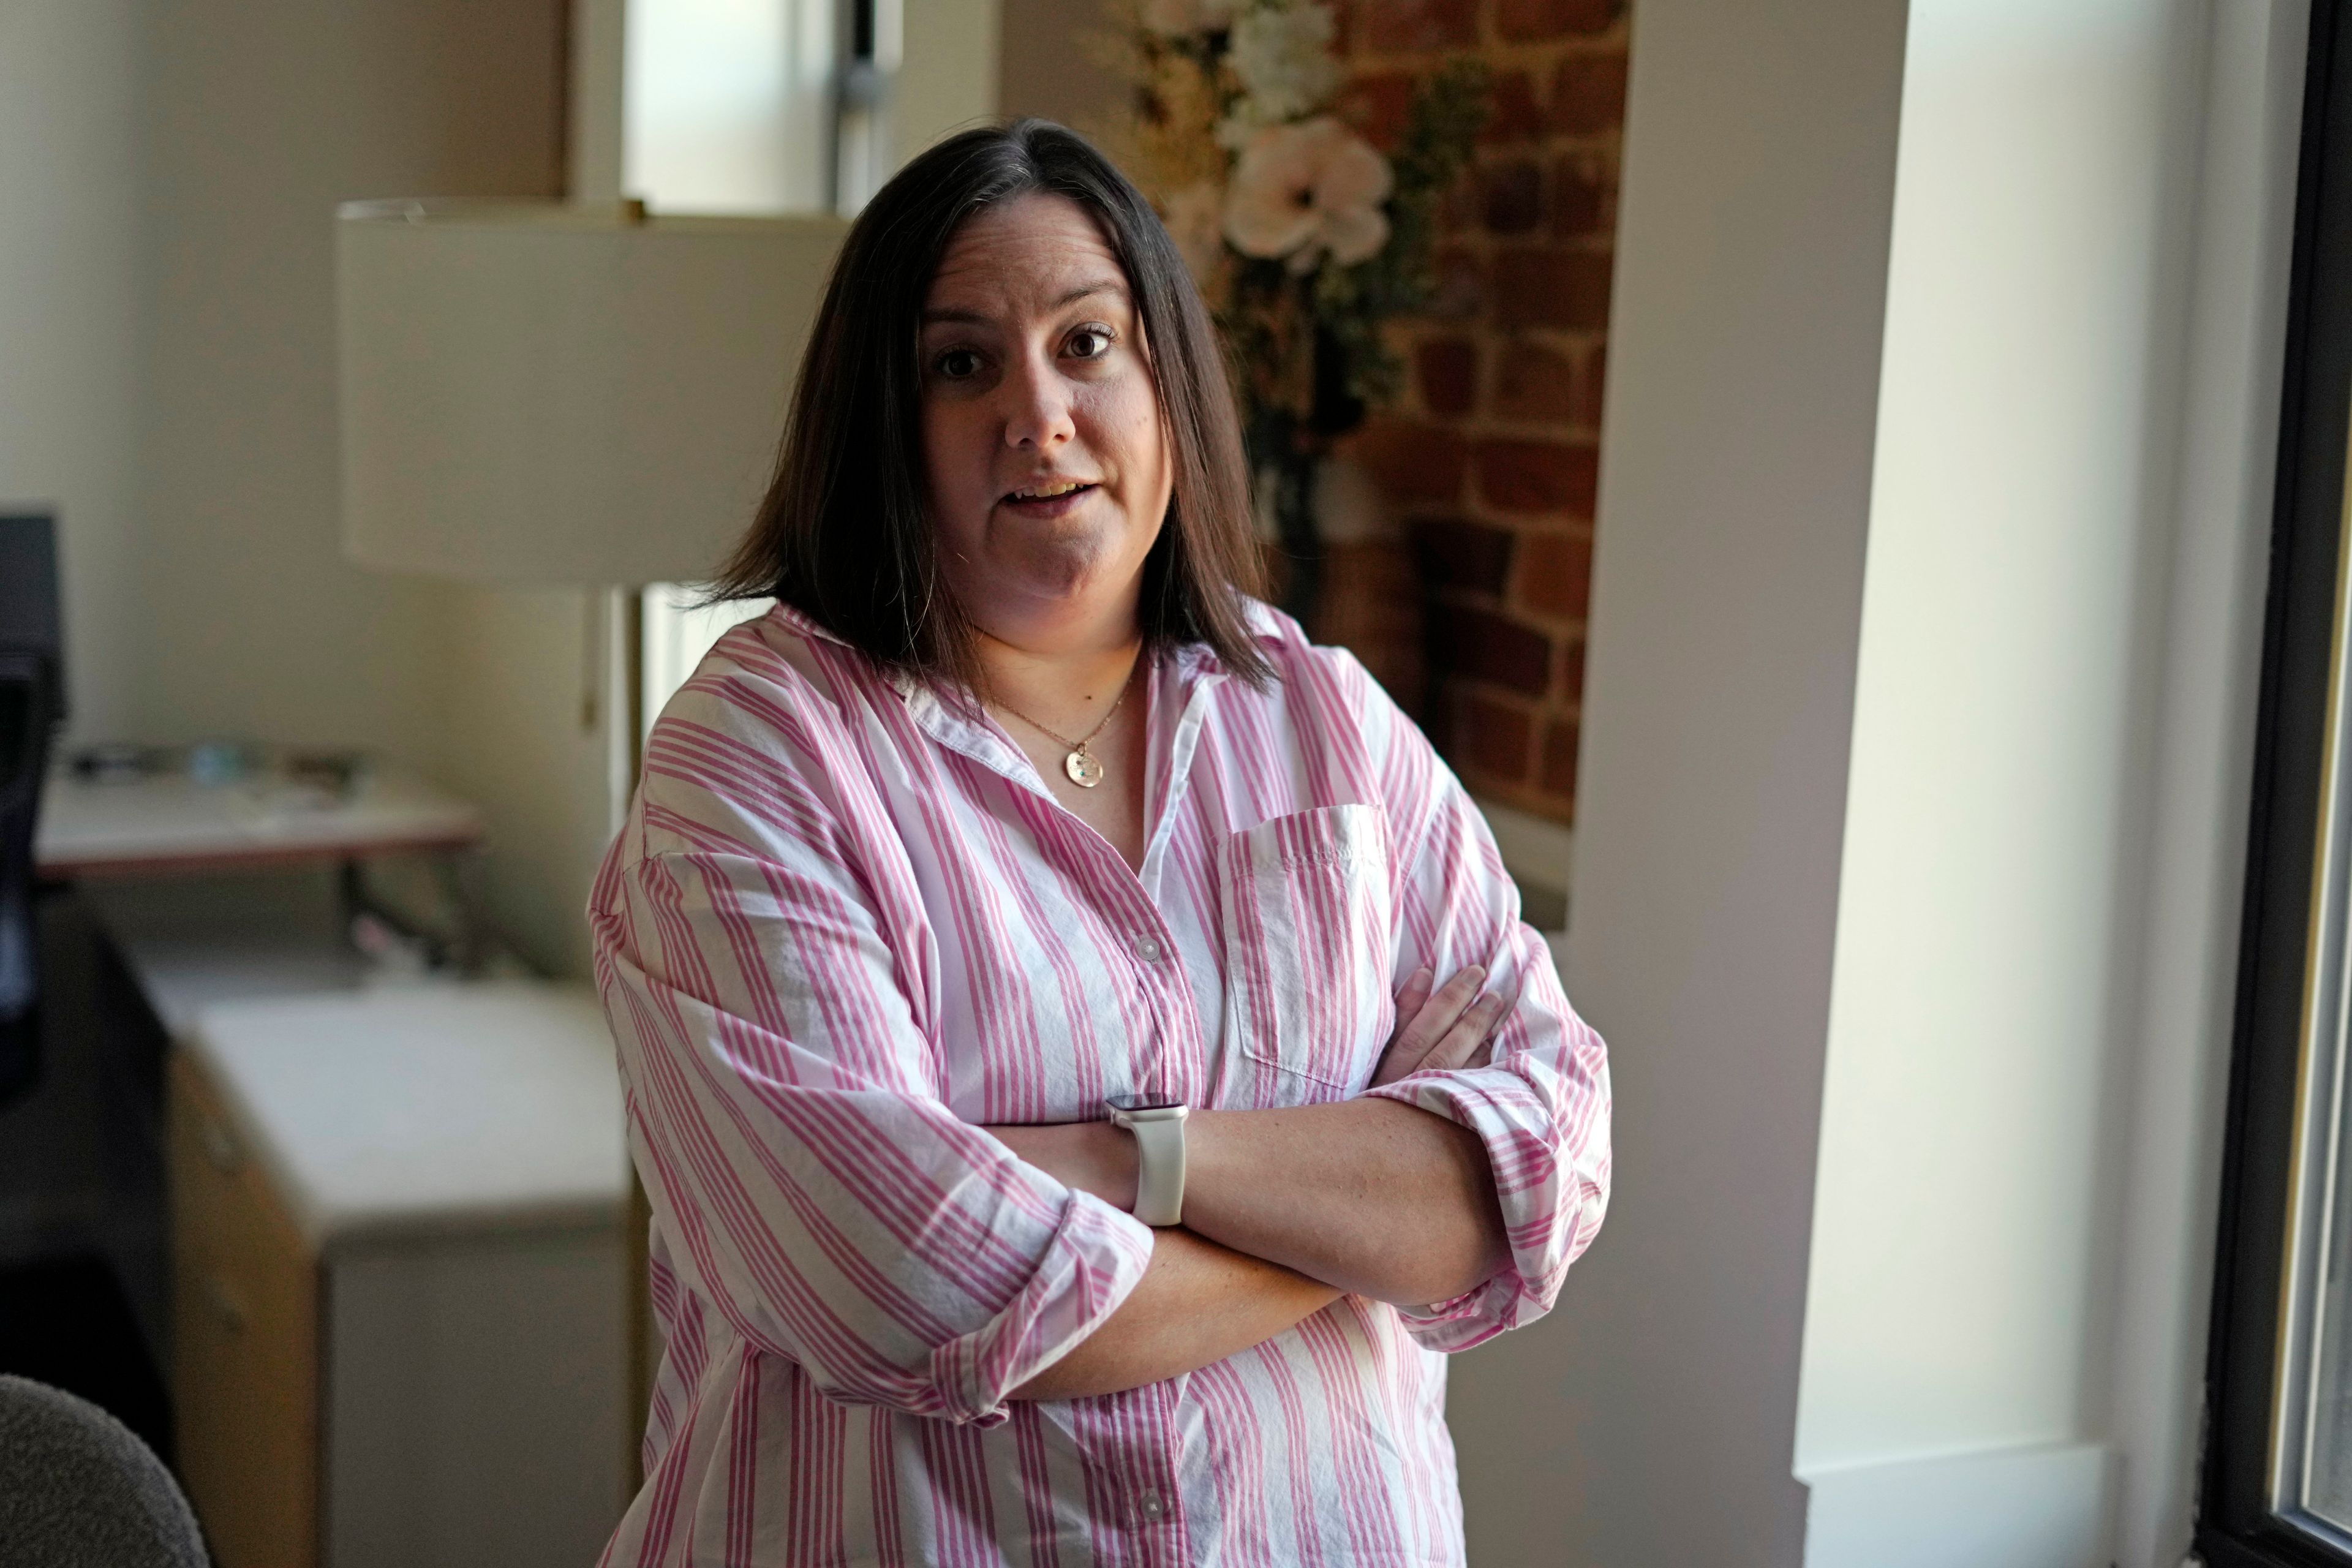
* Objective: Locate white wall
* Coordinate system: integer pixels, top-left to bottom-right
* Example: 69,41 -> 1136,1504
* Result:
1796,0 -> 2201,1499
1443,0 -> 1911,1561
130,0 -> 566,761
6,0 -> 608,982
0,0 -> 146,743
899,0 -> 1005,156
1448,1 -> 2298,1562
424,587 -> 617,980
1793,4 -> 2307,1565
4,0 -> 566,772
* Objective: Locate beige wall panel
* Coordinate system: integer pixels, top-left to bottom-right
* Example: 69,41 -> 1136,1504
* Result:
998,0 -> 1121,134
130,0 -> 565,762
0,0 -> 145,744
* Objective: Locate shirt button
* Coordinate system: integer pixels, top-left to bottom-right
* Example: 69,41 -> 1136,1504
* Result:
1133,935 -> 1165,963
1137,1488 -> 1167,1521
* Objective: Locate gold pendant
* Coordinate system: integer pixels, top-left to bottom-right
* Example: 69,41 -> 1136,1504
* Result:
1065,747 -> 1104,788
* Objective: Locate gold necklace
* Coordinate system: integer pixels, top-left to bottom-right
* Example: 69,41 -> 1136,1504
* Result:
992,654 -> 1142,790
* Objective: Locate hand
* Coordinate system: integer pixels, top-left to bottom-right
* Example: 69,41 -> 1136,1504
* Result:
1369,965 -> 1515,1088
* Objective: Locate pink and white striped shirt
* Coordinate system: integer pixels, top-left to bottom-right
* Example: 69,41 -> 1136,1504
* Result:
589,600 -> 1610,1567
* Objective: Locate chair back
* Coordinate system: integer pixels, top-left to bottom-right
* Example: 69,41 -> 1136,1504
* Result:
0,1374 -> 208,1567
0,649 -> 55,1107
0,511 -> 61,1109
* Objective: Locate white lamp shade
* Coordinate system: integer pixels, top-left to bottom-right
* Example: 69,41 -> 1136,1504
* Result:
336,200 -> 848,586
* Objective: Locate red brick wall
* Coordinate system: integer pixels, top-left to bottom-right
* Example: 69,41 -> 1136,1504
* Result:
1339,0 -> 1624,826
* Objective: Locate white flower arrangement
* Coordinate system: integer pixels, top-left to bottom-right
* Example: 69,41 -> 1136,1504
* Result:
1219,3 -> 1341,145
1115,0 -> 1483,422
1112,0 -> 1485,606
1224,116 -> 1393,271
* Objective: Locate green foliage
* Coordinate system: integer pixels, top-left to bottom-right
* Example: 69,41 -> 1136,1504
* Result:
1314,60 -> 1489,409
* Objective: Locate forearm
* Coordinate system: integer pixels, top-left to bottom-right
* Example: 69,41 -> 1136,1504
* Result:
1008,1227 -> 1338,1400
1184,1100 -> 1506,1306
989,1101 -> 1509,1308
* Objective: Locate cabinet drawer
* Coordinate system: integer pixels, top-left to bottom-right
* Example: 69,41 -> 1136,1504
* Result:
168,1050 -> 318,1568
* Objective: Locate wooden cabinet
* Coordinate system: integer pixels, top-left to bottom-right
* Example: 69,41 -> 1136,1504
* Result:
169,1050 -> 318,1568
164,984 -> 629,1568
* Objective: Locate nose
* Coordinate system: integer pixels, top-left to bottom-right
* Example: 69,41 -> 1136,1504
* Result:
999,344 -> 1075,452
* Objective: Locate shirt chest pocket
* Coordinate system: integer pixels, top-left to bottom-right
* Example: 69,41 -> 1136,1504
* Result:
1217,804 -> 1395,1106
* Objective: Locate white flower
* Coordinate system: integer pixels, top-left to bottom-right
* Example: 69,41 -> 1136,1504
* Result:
1161,181 -> 1229,286
1222,118 -> 1393,271
1140,0 -> 1235,36
1225,1 -> 1339,125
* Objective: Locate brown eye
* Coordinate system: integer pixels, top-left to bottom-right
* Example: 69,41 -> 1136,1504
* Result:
936,347 -> 981,379
1066,326 -> 1114,360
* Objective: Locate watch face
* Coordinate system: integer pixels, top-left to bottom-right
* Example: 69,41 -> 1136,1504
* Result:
1105,1094 -> 1186,1115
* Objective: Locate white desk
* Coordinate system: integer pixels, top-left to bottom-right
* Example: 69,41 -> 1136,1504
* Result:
188,985 -> 626,1253
35,766 -> 484,881
173,984 -> 628,1568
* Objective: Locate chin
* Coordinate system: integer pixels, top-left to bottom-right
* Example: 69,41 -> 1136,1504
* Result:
989,517 -> 1129,591
1006,549 -> 1119,606
945,498 -> 1163,625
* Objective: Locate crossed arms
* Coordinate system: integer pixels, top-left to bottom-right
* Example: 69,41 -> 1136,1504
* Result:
597,650 -> 1613,1426
991,965 -> 1517,1400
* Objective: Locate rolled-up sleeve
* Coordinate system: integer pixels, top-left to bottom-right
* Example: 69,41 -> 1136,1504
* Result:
1340,655 -> 1612,1351
590,699 -> 1155,1425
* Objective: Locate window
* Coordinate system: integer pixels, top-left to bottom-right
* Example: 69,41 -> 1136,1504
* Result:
622,0 -> 864,721
639,585 -> 772,745
2203,12 -> 2352,1566
624,0 -> 857,212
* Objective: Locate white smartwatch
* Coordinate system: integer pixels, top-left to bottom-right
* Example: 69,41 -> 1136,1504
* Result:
1107,1099 -> 1190,1227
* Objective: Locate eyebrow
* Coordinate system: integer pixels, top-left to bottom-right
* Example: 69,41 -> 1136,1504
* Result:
920,279 -> 1127,327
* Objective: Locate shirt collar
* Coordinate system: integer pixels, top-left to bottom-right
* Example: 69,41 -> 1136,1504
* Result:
760,596 -> 1288,693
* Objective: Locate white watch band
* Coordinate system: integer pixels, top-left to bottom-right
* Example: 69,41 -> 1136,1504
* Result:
1110,1105 -> 1189,1227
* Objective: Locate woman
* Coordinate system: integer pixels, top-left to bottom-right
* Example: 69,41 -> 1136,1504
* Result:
590,119 -> 1610,1566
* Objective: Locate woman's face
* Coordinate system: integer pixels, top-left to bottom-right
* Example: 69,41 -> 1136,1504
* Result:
919,192 -> 1172,647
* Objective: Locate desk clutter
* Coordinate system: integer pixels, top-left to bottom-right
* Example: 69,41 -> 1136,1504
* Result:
37,744 -> 485,884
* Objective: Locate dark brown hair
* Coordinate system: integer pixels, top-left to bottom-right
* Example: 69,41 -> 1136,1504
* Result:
710,118 -> 1271,689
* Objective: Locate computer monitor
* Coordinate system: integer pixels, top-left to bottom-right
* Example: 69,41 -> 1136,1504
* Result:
0,512 -> 63,706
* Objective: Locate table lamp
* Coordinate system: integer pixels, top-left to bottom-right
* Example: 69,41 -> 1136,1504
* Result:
337,199 -> 846,590
334,195 -> 848,1490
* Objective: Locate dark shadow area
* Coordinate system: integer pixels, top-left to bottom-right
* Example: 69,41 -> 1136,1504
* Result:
0,1251 -> 172,1465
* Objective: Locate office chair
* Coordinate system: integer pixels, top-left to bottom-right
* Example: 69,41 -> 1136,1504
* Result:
0,652 -> 54,1109
0,1374 -> 208,1568
0,513 -> 62,1111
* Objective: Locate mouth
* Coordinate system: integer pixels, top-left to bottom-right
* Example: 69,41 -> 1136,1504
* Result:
1000,478 -> 1099,517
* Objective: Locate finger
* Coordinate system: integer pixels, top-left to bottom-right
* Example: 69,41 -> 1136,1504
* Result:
1454,973 -> 1528,1071
1392,965 -> 1435,1025
1428,990 -> 1511,1072
1373,963 -> 1458,1086
1428,993 -> 1504,1071
1395,965 -> 1485,1059
1389,985 -> 1499,1088
1373,966 -> 1490,1088
1369,968 -> 1436,1088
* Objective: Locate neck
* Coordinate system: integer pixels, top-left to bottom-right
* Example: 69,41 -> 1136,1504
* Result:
974,602 -> 1143,727
979,628 -> 1138,713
